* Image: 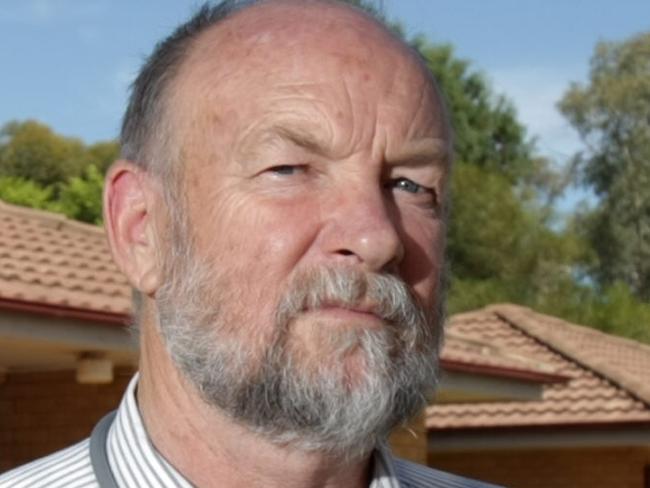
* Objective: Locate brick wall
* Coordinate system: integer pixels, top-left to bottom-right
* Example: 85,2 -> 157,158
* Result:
0,368 -> 134,471
429,445 -> 650,488
1,368 -> 431,473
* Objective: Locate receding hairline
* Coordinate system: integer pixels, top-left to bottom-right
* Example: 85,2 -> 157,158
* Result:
188,0 -> 410,55
164,0 -> 444,147
123,0 -> 449,188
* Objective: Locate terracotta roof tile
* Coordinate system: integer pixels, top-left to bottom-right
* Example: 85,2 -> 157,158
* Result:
440,330 -> 565,381
492,304 -> 650,405
428,305 -> 650,429
0,200 -> 131,315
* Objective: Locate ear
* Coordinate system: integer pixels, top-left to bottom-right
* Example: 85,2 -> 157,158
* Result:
103,161 -> 163,296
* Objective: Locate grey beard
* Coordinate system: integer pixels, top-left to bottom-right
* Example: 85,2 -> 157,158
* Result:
155,255 -> 442,460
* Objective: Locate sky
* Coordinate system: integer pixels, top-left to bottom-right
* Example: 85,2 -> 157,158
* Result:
1,0 -> 649,208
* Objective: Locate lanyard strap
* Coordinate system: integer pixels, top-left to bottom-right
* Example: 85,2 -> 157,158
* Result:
90,410 -> 119,488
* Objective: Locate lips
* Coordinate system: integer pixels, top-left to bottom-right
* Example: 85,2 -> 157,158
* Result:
307,299 -> 380,317
298,301 -> 386,330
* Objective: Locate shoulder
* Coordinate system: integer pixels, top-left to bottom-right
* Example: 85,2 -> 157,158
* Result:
393,457 -> 504,488
0,438 -> 97,488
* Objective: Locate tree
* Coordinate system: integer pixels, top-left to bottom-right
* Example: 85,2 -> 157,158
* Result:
406,40 -> 585,316
54,165 -> 105,224
0,176 -> 53,210
414,40 -> 536,185
446,163 -> 587,315
87,140 -> 120,174
0,120 -> 116,223
559,32 -> 650,300
0,120 -> 87,186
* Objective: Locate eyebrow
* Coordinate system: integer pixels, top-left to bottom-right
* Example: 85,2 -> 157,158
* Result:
386,138 -> 450,166
270,125 -> 330,157
246,124 -> 449,165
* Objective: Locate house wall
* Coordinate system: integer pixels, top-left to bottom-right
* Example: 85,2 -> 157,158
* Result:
0,368 -> 429,473
0,368 -> 134,471
389,411 -> 427,464
429,445 -> 650,488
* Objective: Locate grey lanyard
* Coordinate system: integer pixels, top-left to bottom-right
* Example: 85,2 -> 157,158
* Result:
90,411 -> 119,488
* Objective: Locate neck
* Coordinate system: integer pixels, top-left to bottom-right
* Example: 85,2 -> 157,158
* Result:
137,321 -> 372,488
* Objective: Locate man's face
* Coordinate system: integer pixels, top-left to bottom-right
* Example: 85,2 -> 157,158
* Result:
154,2 -> 450,456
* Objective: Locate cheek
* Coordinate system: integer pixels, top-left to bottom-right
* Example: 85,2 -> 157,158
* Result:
250,197 -> 322,266
195,191 -> 322,282
399,217 -> 446,307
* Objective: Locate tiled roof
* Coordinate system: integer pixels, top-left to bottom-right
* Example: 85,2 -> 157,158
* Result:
427,304 -> 650,429
0,200 -> 130,317
440,330 -> 567,383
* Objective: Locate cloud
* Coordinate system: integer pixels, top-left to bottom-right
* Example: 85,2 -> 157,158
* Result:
488,65 -> 587,164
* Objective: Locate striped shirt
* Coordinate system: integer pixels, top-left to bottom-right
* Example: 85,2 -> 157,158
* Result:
0,375 -> 501,487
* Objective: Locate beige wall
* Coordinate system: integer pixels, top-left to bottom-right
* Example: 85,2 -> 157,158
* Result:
389,412 -> 428,464
0,368 -> 134,471
429,445 -> 650,488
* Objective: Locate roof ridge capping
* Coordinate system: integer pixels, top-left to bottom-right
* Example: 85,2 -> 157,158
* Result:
0,198 -> 105,236
487,303 -> 650,406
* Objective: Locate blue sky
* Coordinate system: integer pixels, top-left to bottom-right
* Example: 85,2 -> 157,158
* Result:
1,0 -> 649,207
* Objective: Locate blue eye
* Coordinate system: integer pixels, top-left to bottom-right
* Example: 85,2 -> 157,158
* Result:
391,177 -> 425,194
269,165 -> 298,175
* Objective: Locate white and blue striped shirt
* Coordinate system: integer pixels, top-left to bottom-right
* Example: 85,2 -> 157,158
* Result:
0,375 -> 500,487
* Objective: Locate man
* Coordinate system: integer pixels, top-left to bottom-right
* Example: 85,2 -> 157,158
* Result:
1,1 -> 500,487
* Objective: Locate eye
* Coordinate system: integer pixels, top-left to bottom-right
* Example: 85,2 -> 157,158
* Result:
389,177 -> 428,194
268,165 -> 299,175
387,177 -> 440,211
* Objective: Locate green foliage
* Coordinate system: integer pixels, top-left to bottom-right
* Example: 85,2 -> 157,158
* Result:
54,165 -> 104,224
0,120 -> 112,223
86,141 -> 120,174
414,40 -> 534,184
448,164 -> 531,282
446,163 -> 589,314
539,282 -> 650,344
0,120 -> 87,186
587,283 -> 650,342
559,32 -> 650,300
0,176 -> 53,209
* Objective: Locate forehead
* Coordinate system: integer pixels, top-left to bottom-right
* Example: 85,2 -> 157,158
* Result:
170,1 -> 447,154
189,1 -> 414,67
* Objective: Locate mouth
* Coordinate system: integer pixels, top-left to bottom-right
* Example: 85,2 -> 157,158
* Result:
301,301 -> 384,328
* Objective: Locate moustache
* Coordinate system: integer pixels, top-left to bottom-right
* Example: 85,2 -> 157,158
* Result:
275,267 -> 434,349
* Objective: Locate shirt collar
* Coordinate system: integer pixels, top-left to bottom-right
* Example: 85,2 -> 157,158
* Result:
107,374 -> 402,487
107,373 -> 192,487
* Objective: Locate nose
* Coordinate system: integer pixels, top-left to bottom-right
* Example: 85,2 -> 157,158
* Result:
319,186 -> 405,273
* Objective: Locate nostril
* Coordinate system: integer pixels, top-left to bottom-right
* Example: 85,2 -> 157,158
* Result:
337,249 -> 355,257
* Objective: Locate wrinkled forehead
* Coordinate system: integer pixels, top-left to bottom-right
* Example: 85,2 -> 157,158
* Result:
165,0 -> 448,164
175,2 -> 438,106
